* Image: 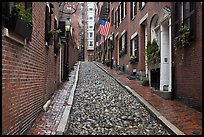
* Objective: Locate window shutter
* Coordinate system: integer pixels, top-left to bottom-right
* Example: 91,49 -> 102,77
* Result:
111,9 -> 114,26
54,19 -> 58,54
59,21 -> 65,37
118,5 -> 120,25
174,2 -> 180,37
124,2 -> 127,17
134,2 -> 137,16
125,32 -> 127,53
130,2 -> 133,20
45,5 -> 50,42
136,35 -> 139,62
121,3 -> 123,20
2,2 -> 10,27
119,37 -> 122,51
130,39 -> 133,56
115,10 -> 117,28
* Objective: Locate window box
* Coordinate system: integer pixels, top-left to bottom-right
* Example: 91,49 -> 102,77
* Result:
8,15 -> 32,39
129,55 -> 138,64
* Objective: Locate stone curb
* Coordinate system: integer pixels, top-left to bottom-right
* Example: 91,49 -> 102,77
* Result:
56,62 -> 80,135
94,62 -> 185,135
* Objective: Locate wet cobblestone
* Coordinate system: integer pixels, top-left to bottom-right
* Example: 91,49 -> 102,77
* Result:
67,62 -> 171,135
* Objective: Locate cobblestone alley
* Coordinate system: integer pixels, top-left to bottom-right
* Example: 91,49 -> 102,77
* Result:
66,62 -> 171,135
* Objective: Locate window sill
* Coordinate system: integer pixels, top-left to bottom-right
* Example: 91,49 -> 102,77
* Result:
3,27 -> 26,46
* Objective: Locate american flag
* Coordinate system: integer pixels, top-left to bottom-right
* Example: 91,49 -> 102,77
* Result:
99,19 -> 111,37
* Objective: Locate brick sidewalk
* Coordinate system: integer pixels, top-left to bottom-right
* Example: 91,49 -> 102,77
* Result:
26,64 -> 78,135
95,62 -> 202,135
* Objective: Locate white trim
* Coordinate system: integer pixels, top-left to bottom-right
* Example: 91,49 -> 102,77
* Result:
55,16 -> 58,26
3,28 -> 26,46
131,32 -> 138,39
121,29 -> 126,36
46,2 -> 50,13
139,13 -> 148,25
115,32 -> 119,38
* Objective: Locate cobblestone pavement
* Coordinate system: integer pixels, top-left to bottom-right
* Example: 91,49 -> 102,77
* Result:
67,62 -> 171,135
95,62 -> 202,135
26,63 -> 79,135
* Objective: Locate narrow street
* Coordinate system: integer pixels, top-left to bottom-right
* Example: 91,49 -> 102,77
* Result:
66,62 -> 170,135
2,2 -> 202,135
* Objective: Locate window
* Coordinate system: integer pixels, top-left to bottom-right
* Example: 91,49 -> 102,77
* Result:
124,2 -> 127,19
130,2 -> 137,20
115,8 -> 118,28
111,9 -> 114,26
90,41 -> 93,46
89,8 -> 93,11
89,17 -> 93,20
183,2 -> 196,40
119,31 -> 127,57
134,2 -> 137,17
121,2 -> 124,20
174,2 -> 196,40
130,35 -> 139,62
118,4 -> 120,25
89,26 -> 93,29
45,4 -> 51,43
54,19 -> 59,55
90,32 -> 93,38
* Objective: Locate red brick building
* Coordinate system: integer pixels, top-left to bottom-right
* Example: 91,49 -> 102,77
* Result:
95,2 -> 202,112
2,2 -> 79,134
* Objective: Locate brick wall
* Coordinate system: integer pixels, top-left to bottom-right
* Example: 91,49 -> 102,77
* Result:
172,3 -> 202,112
2,2 -> 61,134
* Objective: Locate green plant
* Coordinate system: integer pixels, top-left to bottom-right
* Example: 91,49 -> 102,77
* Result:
174,25 -> 191,48
174,25 -> 191,64
48,29 -> 61,36
145,39 -> 160,69
129,55 -> 138,64
11,3 -> 33,28
56,43 -> 62,49
119,48 -> 126,57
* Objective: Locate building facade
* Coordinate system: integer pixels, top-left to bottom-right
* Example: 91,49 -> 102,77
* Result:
2,2 -> 79,134
84,2 -> 96,61
95,2 -> 202,112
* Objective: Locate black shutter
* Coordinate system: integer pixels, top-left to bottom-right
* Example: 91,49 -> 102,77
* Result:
54,19 -> 58,54
136,35 -> 139,62
184,2 -> 196,40
115,10 -> 117,28
118,5 -> 120,25
139,2 -> 142,10
174,2 -> 180,37
59,21 -> 65,37
2,2 -> 10,27
130,39 -> 133,56
25,2 -> 32,9
125,2 -> 127,16
121,3 -> 123,20
111,9 -> 114,26
130,2 -> 133,20
45,5 -> 49,42
125,32 -> 127,54
119,37 -> 122,51
134,2 -> 137,16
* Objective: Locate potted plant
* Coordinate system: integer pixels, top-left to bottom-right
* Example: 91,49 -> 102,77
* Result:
129,55 -> 138,64
9,3 -> 33,39
145,39 -> 160,69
